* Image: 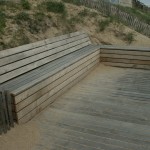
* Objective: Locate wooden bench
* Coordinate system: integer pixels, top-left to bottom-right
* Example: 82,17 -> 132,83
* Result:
0,31 -> 100,126
100,45 -> 150,70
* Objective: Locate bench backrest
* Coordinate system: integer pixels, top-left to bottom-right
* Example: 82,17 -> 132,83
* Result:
0,31 -> 91,84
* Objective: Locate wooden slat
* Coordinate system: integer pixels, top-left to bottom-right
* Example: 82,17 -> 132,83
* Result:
13,54 -> 100,112
0,31 -> 85,59
1,91 -> 10,131
0,41 -> 91,83
101,53 -> 150,61
12,50 -> 100,104
100,45 -> 150,52
17,61 -> 99,123
0,37 -> 90,75
101,57 -> 150,65
101,49 -> 150,57
2,45 -> 92,90
11,46 -> 100,99
103,62 -> 150,70
14,59 -> 99,120
2,45 -> 98,94
0,33 -> 89,67
5,91 -> 14,127
1,45 -> 98,101
0,91 -> 6,134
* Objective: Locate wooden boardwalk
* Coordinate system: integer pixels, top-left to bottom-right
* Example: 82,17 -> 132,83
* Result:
33,64 -> 150,150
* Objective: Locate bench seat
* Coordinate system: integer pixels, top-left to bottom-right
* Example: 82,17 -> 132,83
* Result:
0,31 -> 100,125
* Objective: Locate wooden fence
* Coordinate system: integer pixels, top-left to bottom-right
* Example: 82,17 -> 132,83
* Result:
77,0 -> 150,37
133,0 -> 150,13
0,89 -> 14,134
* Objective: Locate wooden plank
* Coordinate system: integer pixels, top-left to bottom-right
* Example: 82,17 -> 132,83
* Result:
2,46 -> 90,89
0,34 -> 89,67
1,45 -> 98,95
101,57 -> 150,65
12,50 -> 100,103
101,49 -> 150,57
10,45 -> 100,97
0,91 -> 6,134
103,62 -> 150,70
14,55 -> 100,112
1,91 -> 10,131
15,59 -> 99,120
5,91 -> 14,127
0,41 -> 91,83
0,37 -> 90,75
101,53 -> 150,61
17,61 -> 98,124
11,49 -> 99,100
0,31 -> 85,59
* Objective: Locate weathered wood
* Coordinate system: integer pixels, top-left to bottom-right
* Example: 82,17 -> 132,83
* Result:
14,58 -> 99,119
10,45 -> 100,97
2,45 -> 92,90
5,91 -> 14,127
0,41 -> 91,83
0,38 -> 89,75
2,91 -> 10,130
103,62 -> 150,70
12,50 -> 99,103
100,45 -> 150,70
100,45 -> 150,52
101,53 -> 150,61
13,54 -> 99,112
17,61 -> 98,124
101,49 -> 150,56
0,34 -> 89,67
0,31 -> 100,126
101,57 -> 150,65
0,31 -> 85,59
0,91 -> 7,134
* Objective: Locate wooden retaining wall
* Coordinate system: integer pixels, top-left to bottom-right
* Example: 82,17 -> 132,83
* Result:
100,45 -> 150,70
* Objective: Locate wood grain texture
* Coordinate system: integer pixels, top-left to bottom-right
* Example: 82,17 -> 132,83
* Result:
18,62 -> 98,124
13,55 -> 99,113
0,34 -> 88,67
0,31 -> 85,58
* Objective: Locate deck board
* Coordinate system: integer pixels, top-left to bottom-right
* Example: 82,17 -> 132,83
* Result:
32,64 -> 150,150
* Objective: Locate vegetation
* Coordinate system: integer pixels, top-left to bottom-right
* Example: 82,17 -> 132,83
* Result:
78,8 -> 89,17
8,29 -> 30,48
46,1 -> 66,14
15,12 -> 30,24
0,11 -> 6,33
119,6 -> 150,24
62,0 -> 80,5
0,0 -> 147,51
29,12 -> 52,34
21,0 -> 31,10
98,18 -> 112,32
124,32 -> 135,44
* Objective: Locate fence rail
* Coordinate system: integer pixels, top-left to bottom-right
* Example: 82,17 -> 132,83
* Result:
78,0 -> 150,37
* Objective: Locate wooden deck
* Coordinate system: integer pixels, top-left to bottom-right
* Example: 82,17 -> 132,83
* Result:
32,64 -> 150,150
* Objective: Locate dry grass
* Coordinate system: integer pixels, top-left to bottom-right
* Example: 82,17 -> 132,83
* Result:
0,0 -> 150,51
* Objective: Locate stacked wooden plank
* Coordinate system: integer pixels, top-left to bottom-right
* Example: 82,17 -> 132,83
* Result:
0,31 -> 100,129
0,91 -> 13,134
100,45 -> 150,70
